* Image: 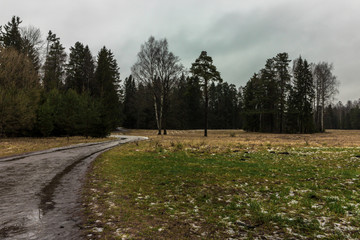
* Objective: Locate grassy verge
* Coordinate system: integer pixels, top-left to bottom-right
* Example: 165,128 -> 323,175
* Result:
82,131 -> 360,239
0,136 -> 111,158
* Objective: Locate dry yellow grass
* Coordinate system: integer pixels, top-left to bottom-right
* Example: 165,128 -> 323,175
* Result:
0,136 -> 111,158
125,129 -> 360,150
1,130 -> 359,158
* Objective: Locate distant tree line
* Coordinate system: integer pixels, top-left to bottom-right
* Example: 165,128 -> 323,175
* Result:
324,100 -> 360,129
0,16 -> 120,137
242,53 -> 339,133
122,73 -> 242,131
1,16 -> 356,138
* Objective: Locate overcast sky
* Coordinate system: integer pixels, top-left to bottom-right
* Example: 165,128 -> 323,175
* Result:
2,0 -> 360,102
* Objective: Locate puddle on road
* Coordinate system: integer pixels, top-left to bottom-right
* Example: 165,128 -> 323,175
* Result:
0,209 -> 43,240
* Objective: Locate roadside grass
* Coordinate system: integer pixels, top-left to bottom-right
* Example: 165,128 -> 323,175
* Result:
83,130 -> 360,239
0,136 -> 111,158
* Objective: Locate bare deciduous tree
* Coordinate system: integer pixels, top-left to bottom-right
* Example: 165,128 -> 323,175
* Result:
313,62 -> 339,132
131,36 -> 183,135
20,25 -> 44,72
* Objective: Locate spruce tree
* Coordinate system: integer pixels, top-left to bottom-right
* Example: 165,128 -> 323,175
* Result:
274,53 -> 291,133
94,46 -> 121,133
123,75 -> 137,128
260,58 -> 278,132
66,42 -> 85,92
291,57 -> 315,133
43,31 -> 67,91
0,16 -> 23,51
65,42 -> 95,93
243,73 -> 263,131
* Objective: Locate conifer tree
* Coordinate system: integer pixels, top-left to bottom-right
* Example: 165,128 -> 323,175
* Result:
260,58 -> 278,132
123,75 -> 137,128
94,46 -> 121,133
243,73 -> 263,131
291,57 -> 315,133
274,53 -> 291,133
43,31 -> 67,91
190,51 -> 222,136
185,76 -> 203,129
0,16 -> 23,51
65,42 -> 95,93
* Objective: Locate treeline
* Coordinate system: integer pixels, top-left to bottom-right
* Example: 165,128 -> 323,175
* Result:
324,100 -> 360,129
0,16 -> 120,137
122,75 -> 242,130
1,16 -> 356,138
242,53 -> 338,133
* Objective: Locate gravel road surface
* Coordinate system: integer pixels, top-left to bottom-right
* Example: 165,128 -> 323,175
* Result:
0,135 -> 147,240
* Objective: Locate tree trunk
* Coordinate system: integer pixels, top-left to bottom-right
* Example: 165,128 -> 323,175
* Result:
320,79 -> 325,132
204,79 -> 208,137
154,95 -> 161,135
321,97 -> 324,132
162,92 -> 167,135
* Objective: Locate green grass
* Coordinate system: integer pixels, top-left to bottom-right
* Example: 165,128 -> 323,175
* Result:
83,142 -> 360,239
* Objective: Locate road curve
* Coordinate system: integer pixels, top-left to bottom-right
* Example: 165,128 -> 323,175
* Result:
0,135 -> 147,240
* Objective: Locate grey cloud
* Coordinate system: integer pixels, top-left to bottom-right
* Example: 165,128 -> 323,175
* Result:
1,0 -> 360,102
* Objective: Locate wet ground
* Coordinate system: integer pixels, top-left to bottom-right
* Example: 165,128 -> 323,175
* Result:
0,135 -> 147,240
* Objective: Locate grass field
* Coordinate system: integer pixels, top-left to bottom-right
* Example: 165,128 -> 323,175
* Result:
0,136 -> 111,158
82,130 -> 360,239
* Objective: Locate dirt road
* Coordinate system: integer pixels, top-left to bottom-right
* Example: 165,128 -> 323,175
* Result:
0,135 -> 147,240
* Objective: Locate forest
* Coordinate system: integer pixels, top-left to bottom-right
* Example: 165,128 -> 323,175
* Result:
0,16 -> 359,138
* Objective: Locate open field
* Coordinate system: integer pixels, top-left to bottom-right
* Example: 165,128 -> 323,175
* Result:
82,130 -> 360,239
0,136 -> 111,158
126,129 -> 360,148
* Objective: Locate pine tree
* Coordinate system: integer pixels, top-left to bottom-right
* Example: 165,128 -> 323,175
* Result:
190,51 -> 222,136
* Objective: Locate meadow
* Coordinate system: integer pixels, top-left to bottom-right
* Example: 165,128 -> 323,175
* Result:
82,130 -> 360,239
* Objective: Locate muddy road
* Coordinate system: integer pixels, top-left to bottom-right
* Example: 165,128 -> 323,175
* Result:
0,135 -> 147,240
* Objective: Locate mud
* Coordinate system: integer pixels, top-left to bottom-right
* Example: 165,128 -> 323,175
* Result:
0,135 -> 146,240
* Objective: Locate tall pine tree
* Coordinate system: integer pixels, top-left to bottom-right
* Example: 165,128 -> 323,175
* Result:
190,51 -> 222,137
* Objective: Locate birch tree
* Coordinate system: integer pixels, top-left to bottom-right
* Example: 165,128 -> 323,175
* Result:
313,62 -> 339,132
131,36 -> 183,135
